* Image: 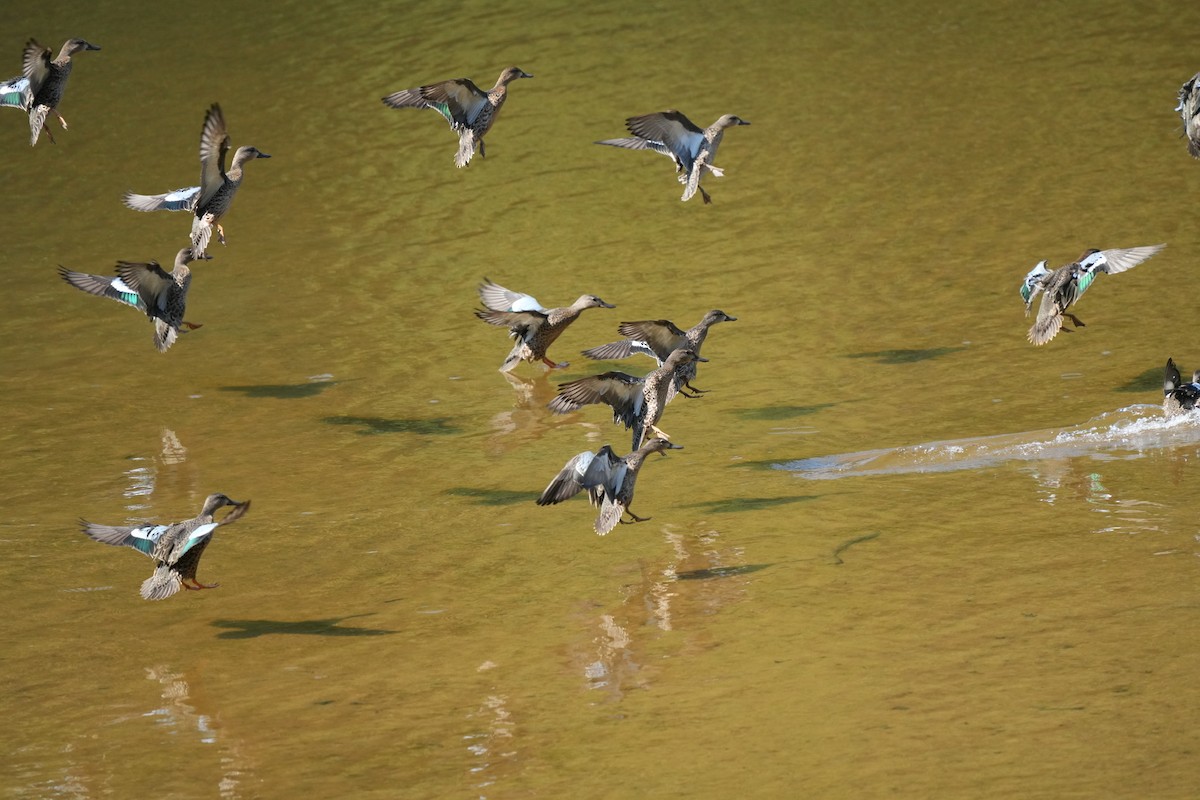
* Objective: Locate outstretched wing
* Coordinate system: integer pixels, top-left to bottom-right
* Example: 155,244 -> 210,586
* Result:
1095,244 -> 1165,275
478,279 -> 545,312
122,186 -> 201,213
59,267 -> 148,313
197,103 -> 230,210
626,111 -> 704,172
548,371 -> 645,429
581,338 -> 661,363
474,307 -> 548,338
383,78 -> 488,128
79,519 -> 171,558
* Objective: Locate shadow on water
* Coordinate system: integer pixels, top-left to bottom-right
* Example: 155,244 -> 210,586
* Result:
675,564 -> 772,580
220,381 -> 347,399
445,487 -> 531,506
211,615 -> 396,639
686,495 -> 820,513
1115,367 -> 1163,393
778,406 -> 1200,480
845,347 -> 967,364
322,415 -> 460,436
736,403 -> 836,420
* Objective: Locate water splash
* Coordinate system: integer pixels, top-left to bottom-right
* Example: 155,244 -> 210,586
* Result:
777,405 -> 1200,480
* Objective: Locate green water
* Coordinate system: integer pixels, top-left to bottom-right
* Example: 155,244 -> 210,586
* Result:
4,1 -> 1200,797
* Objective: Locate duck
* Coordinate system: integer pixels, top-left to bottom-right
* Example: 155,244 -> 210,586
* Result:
58,247 -> 210,352
1177,73 -> 1200,158
548,348 -> 706,450
123,103 -> 270,257
536,438 -> 682,535
0,38 -> 100,146
1163,358 -> 1200,417
475,278 -> 614,372
581,310 -> 736,397
1019,244 -> 1165,345
79,494 -> 251,600
382,67 -> 532,167
596,111 -> 750,203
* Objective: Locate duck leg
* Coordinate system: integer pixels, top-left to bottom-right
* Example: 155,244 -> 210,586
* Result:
1063,313 -> 1086,329
215,223 -> 227,246
541,356 -> 569,369
619,508 -> 651,524
698,186 -> 712,204
55,111 -> 68,130
181,322 -> 204,331
648,424 -> 670,439
183,578 -> 220,590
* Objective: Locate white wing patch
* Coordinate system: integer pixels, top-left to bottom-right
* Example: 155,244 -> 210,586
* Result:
130,525 -> 171,543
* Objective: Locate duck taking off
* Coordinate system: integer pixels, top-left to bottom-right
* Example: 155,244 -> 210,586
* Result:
548,348 -> 706,450
0,38 -> 100,146
596,111 -> 750,203
123,104 -> 270,257
581,310 -> 736,397
58,247 -> 210,352
1019,244 -> 1165,345
79,494 -> 251,600
475,278 -> 614,372
382,67 -> 532,167
536,438 -> 682,535
1163,358 -> 1200,417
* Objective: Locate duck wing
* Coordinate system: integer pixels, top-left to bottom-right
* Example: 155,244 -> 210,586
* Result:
548,372 -> 644,429
1094,244 -> 1165,275
478,279 -> 546,312
615,320 -> 687,360
20,39 -> 50,92
122,186 -> 201,213
197,104 -> 231,211
536,446 -> 621,507
0,74 -> 31,109
58,266 -> 149,313
625,111 -> 705,172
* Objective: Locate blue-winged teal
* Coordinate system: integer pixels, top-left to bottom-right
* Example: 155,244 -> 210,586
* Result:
1177,73 -> 1200,158
548,348 -> 706,450
475,278 -> 614,372
536,438 -> 682,535
1163,358 -> 1200,417
79,494 -> 251,600
382,67 -> 532,167
58,247 -> 210,352
123,103 -> 270,257
0,38 -> 100,146
582,310 -> 736,397
1019,244 -> 1165,345
596,111 -> 749,204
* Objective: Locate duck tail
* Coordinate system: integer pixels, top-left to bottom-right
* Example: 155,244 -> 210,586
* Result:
455,132 -> 475,168
594,501 -> 622,536
140,565 -> 182,601
1027,314 -> 1062,346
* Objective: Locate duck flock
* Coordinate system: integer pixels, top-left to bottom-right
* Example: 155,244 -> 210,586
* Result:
6,37 -> 1200,600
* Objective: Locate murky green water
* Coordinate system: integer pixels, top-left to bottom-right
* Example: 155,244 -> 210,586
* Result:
4,0 -> 1200,797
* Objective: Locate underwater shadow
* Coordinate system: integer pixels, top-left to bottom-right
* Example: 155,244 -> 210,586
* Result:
675,564 -> 772,581
685,495 -> 820,513
445,487 -> 531,506
846,347 -> 967,364
211,614 -> 396,639
736,403 -> 836,420
322,415 -> 460,436
221,381 -> 346,399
